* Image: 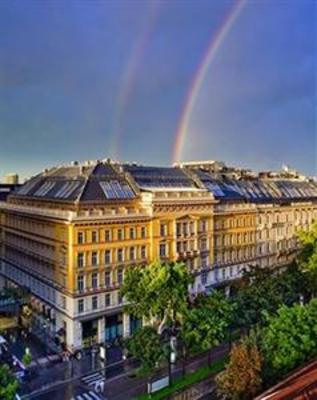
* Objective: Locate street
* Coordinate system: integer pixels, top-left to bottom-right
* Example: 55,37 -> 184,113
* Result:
22,344 -> 229,400
30,383 -> 105,400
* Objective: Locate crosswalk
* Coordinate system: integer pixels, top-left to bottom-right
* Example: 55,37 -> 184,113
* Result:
71,391 -> 103,400
81,372 -> 105,388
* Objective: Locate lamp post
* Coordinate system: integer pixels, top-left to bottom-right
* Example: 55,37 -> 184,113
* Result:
167,332 -> 177,386
299,294 -> 304,307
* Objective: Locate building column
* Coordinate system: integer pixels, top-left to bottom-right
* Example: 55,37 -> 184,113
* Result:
98,316 -> 105,343
123,313 -> 130,338
66,318 -> 82,350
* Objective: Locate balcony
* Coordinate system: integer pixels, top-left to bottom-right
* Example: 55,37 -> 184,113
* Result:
177,249 -> 199,260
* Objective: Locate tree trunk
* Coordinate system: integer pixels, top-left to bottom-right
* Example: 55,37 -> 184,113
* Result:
157,312 -> 168,335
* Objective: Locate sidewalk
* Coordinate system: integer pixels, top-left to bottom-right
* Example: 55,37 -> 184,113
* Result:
104,344 -> 229,400
2,327 -> 58,361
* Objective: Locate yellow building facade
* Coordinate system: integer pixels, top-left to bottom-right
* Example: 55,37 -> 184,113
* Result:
0,160 -> 317,351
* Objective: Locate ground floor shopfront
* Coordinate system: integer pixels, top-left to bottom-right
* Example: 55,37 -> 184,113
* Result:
55,309 -> 143,352
79,313 -> 142,348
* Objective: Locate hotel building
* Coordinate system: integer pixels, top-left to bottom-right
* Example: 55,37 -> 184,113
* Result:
0,159 -> 316,351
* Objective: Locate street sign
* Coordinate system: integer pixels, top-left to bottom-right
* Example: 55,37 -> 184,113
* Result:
148,376 -> 169,394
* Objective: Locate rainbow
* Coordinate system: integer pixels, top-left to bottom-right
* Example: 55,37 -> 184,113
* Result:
110,1 -> 161,159
172,0 -> 246,164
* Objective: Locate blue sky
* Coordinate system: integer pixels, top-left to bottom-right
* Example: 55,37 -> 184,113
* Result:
0,0 -> 316,180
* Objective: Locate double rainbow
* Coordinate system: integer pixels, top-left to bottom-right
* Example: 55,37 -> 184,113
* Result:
172,0 -> 246,164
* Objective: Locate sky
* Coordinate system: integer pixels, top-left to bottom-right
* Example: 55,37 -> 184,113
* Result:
0,0 -> 316,180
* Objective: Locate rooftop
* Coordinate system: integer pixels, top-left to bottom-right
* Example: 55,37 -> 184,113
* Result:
9,159 -> 317,205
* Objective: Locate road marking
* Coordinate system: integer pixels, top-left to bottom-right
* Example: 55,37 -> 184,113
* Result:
88,391 -> 103,400
82,372 -> 101,381
73,393 -> 103,400
81,372 -> 105,387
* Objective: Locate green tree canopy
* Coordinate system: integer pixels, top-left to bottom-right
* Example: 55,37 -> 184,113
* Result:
261,299 -> 317,381
231,264 -> 308,331
121,261 -> 193,334
182,291 -> 235,359
126,326 -> 166,375
0,364 -> 18,400
297,223 -> 317,296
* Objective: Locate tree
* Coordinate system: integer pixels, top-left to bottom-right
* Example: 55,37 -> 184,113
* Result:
182,291 -> 235,365
276,262 -> 311,306
216,334 -> 263,400
261,299 -> 317,382
22,348 -> 32,366
121,261 -> 193,334
126,326 -> 166,375
232,264 -> 308,332
297,223 -> 317,297
0,364 -> 19,400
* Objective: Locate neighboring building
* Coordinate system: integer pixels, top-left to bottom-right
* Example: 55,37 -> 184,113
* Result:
255,360 -> 317,399
0,184 -> 20,201
4,173 -> 19,185
0,159 -> 317,352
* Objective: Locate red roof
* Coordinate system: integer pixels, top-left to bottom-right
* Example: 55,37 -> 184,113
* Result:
256,360 -> 317,400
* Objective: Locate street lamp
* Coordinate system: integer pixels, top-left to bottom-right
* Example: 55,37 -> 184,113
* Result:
299,294 -> 304,306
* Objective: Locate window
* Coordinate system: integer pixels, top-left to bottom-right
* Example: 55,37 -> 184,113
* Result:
183,223 -> 188,236
200,238 -> 207,251
117,268 -> 123,285
201,270 -> 208,285
77,252 -> 84,268
200,220 -> 207,232
91,251 -> 98,266
92,273 -> 98,289
130,228 -> 135,239
117,229 -> 124,241
77,232 -> 84,244
77,275 -> 84,292
201,255 -> 208,269
78,299 -> 84,314
105,230 -> 111,241
160,223 -> 167,237
105,271 -> 111,287
61,251 -> 67,266
176,242 -> 181,253
118,292 -> 123,304
92,296 -> 98,310
117,248 -> 124,263
176,223 -> 181,237
141,245 -> 146,259
159,243 -> 166,258
61,296 -> 66,310
129,247 -> 135,261
141,227 -> 146,238
105,250 -> 111,265
92,231 -> 98,243
183,241 -> 188,252
105,293 -> 111,307
190,222 -> 195,235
